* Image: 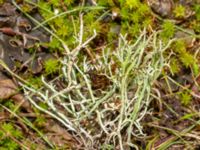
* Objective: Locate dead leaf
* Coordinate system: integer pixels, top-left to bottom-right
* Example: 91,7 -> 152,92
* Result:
0,3 -> 16,16
44,120 -> 79,148
0,79 -> 17,99
45,120 -> 74,141
0,79 -> 32,112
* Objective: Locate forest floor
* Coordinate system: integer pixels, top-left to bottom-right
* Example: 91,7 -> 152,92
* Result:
0,0 -> 200,150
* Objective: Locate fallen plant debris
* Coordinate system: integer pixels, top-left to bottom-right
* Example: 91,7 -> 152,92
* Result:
0,0 -> 200,149
0,79 -> 31,111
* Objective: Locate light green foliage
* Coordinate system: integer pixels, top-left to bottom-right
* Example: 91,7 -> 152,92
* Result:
131,11 -> 140,23
2,123 -> 22,138
160,21 -> 175,41
37,1 -> 76,50
194,4 -> 200,21
0,0 -> 5,5
36,0 -> 153,52
37,1 -> 54,19
27,76 -> 43,89
179,91 -> 192,106
64,0 -> 74,6
121,2 -> 152,36
97,0 -> 152,37
27,47 -> 36,54
55,18 -> 73,37
170,57 -> 181,75
0,140 -> 19,150
191,20 -> 200,33
173,40 -> 197,68
0,123 -> 22,149
44,59 -> 60,74
21,3 -> 34,13
173,5 -> 186,18
180,53 -> 195,68
37,0 -> 106,51
192,4 -> 200,33
47,37 -> 63,53
173,39 -> 186,53
48,0 -> 59,7
101,144 -> 114,150
83,10 -> 102,37
38,102 -> 49,110
125,0 -> 140,9
34,116 -> 46,127
3,101 -> 15,109
169,40 -> 199,76
32,102 -> 48,127
0,100 -> 20,115
192,63 -> 199,76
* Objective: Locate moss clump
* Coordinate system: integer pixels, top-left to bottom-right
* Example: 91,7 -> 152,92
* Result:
44,59 -> 60,75
194,4 -> 200,21
178,91 -> 192,106
0,123 -> 22,150
168,40 -> 199,76
27,76 -> 43,89
191,4 -> 200,33
173,40 -> 197,67
173,5 -> 186,18
170,57 -> 181,75
0,0 -> 5,5
160,20 -> 175,41
120,1 -> 152,36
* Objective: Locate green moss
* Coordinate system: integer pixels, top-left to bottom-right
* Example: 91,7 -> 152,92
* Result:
44,59 -> 60,74
173,40 -> 186,53
180,53 -> 195,68
168,40 -> 199,76
160,21 -> 175,41
191,5 -> 200,33
138,3 -> 151,16
63,0 -> 75,6
191,20 -> 200,33
125,0 -> 140,9
192,63 -> 199,77
36,0 -> 153,52
194,4 -> 200,21
27,76 -> 43,89
170,57 -> 181,75
21,3 -> 34,13
173,40 -> 197,68
83,10 -> 102,35
131,12 -> 140,23
34,116 -> 47,128
46,37 -> 63,53
0,0 -> 5,5
3,101 -> 16,111
120,2 -> 152,37
38,102 -> 49,110
37,1 -> 76,50
178,91 -> 192,106
0,123 -> 23,150
173,5 -> 186,18
97,0 -> 109,6
37,1 -> 53,19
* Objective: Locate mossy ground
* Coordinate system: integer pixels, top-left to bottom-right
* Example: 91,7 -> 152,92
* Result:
0,0 -> 200,149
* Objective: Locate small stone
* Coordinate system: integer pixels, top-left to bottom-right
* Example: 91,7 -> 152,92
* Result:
148,0 -> 173,17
